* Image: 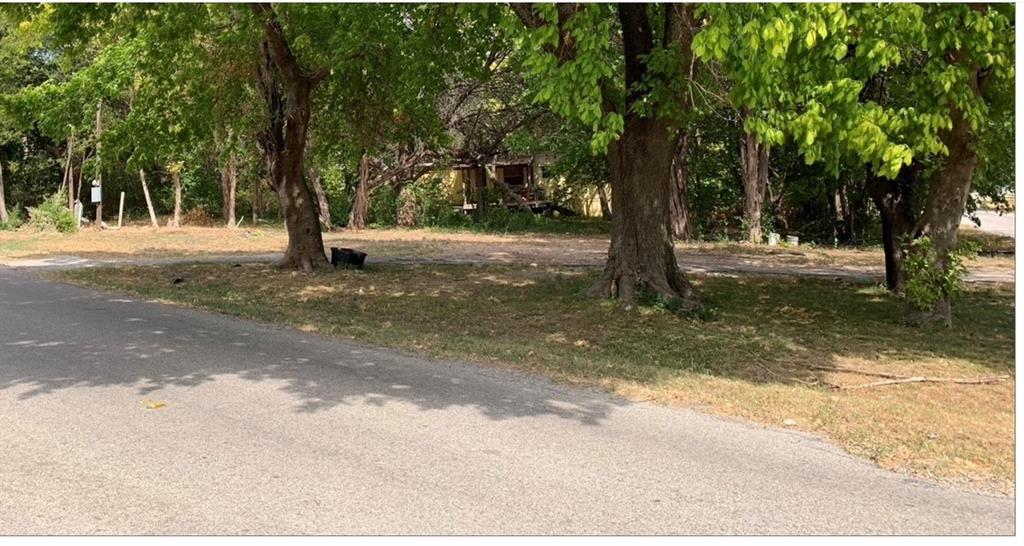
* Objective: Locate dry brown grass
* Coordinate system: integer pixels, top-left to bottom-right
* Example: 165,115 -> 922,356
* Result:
1,225 -> 1014,277
57,263 -> 1015,495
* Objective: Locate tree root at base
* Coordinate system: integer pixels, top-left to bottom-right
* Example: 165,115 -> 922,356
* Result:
276,252 -> 329,273
587,266 -> 702,310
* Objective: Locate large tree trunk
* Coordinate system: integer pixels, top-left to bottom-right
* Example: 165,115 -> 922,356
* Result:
739,124 -> 769,244
170,169 -> 182,228
911,106 -> 979,325
866,170 -> 914,292
254,4 -> 328,271
139,169 -> 159,228
309,164 -> 332,230
589,116 -> 700,308
221,153 -> 238,228
0,160 -> 8,224
669,132 -> 693,240
348,153 -> 370,230
512,3 -> 700,307
585,4 -> 700,307
906,23 -> 987,325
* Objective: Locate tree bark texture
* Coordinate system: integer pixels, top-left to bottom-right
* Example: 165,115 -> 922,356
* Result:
139,170 -> 159,228
908,13 -> 988,325
309,165 -> 332,230
911,107 -> 979,324
866,170 -> 915,292
254,4 -> 328,271
512,3 -> 700,307
739,125 -> 769,244
669,132 -> 693,240
583,5 -> 700,307
590,114 -> 700,307
221,153 -> 238,228
348,153 -> 371,230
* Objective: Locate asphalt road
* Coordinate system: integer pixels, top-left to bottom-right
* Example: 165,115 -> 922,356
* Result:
0,269 -> 1014,535
964,210 -> 1016,238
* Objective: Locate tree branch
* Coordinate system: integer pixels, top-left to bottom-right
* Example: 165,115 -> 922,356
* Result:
252,3 -> 324,88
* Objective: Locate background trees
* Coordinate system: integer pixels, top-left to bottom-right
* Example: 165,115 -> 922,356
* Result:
512,3 -> 703,307
695,2 -> 1014,322
0,3 -> 1013,323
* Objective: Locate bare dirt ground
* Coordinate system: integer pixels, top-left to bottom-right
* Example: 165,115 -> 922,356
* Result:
0,225 -> 1014,283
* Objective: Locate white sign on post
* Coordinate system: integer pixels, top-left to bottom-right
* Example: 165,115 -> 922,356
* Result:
90,181 -> 102,204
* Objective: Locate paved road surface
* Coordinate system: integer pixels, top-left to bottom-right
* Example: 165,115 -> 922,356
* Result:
964,210 -> 1015,238
0,269 -> 1014,534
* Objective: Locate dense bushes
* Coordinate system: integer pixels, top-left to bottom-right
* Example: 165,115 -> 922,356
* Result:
0,206 -> 25,231
26,191 -> 76,232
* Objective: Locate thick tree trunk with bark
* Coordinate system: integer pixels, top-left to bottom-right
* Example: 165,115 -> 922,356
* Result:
308,165 -> 331,230
669,133 -> 693,240
348,154 -> 371,230
221,154 -> 238,228
589,116 -> 700,307
739,126 -> 769,244
513,3 -> 700,307
911,106 -> 979,325
906,23 -> 988,325
138,170 -> 159,228
584,4 -> 700,307
866,170 -> 914,292
254,4 -> 328,271
0,160 -> 7,224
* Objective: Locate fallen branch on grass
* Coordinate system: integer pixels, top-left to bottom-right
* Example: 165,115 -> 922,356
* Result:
832,375 -> 1010,390
808,365 -> 1011,390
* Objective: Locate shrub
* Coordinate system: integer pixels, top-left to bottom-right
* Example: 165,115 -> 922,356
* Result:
368,187 -> 397,227
904,236 -> 978,312
181,208 -> 216,227
411,178 -> 467,228
27,191 -> 76,233
0,206 -> 25,231
636,284 -> 717,321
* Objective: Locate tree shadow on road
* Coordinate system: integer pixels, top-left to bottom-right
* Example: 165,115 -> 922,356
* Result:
0,271 -> 622,426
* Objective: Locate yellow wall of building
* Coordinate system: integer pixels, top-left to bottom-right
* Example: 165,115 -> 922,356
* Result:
424,165 -> 609,217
